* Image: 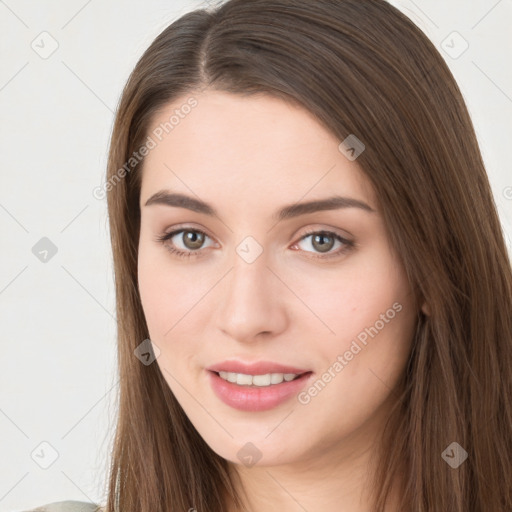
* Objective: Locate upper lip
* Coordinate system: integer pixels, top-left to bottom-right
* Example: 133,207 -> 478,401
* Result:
206,360 -> 311,375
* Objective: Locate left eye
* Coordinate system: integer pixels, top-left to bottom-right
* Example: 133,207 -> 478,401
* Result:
155,228 -> 354,260
292,230 -> 354,259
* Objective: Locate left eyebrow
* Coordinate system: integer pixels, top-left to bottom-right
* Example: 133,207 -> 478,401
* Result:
143,190 -> 376,221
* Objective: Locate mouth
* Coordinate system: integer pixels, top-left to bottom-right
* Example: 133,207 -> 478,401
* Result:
206,367 -> 314,412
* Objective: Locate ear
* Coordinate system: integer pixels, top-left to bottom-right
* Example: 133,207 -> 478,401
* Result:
421,301 -> 430,316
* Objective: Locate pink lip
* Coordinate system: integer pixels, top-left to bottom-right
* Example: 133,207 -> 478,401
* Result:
206,360 -> 310,375
205,360 -> 314,412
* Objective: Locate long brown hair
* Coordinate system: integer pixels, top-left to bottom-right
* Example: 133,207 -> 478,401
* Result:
102,0 -> 512,510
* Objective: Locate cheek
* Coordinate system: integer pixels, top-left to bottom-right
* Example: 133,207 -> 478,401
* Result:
293,254 -> 404,337
138,241 -> 187,330
297,249 -> 416,385
137,246 -> 182,351
137,247 -> 209,371
329,271 -> 415,385
137,250 -> 164,333
296,275 -> 415,439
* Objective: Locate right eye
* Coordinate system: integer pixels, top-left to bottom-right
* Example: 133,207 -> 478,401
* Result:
155,227 -> 215,259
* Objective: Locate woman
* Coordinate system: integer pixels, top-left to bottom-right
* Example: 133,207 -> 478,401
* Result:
25,0 -> 512,510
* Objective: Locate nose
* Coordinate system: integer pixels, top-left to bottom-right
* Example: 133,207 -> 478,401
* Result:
215,247 -> 288,344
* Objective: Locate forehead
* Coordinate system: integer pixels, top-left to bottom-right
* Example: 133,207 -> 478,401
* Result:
140,90 -> 377,212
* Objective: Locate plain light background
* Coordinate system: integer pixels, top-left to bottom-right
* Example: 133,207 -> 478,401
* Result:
0,0 -> 510,510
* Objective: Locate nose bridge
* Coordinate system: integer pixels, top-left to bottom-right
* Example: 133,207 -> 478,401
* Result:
231,241 -> 268,296
215,238 -> 286,341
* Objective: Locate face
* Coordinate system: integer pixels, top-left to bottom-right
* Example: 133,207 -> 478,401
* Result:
137,90 -> 419,470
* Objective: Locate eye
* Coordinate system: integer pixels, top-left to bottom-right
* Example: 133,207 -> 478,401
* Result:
292,229 -> 354,260
155,227 -> 215,259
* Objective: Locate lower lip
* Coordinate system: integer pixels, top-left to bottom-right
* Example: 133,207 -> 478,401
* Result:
207,370 -> 313,412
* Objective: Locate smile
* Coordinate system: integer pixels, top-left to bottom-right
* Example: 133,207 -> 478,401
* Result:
207,370 -> 313,412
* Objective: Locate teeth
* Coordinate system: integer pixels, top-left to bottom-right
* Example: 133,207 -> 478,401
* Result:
237,373 -> 253,386
217,371 -> 300,386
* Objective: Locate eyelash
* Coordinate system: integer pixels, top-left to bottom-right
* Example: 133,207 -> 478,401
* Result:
155,227 -> 354,261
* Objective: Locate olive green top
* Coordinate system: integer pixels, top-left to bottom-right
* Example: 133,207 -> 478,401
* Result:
20,501 -> 104,512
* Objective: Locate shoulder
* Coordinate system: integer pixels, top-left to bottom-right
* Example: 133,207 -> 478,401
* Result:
19,501 -> 105,512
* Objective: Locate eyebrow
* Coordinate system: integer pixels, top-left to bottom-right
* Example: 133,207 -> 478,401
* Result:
143,190 -> 375,221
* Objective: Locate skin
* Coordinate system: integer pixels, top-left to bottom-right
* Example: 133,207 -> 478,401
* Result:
137,90 -> 425,512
